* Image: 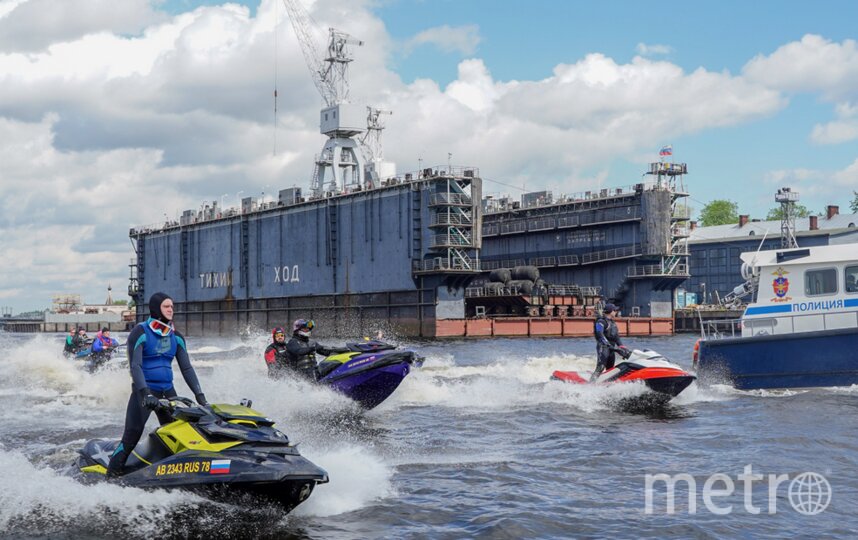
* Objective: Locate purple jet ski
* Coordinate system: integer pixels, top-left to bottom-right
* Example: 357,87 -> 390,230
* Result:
316,340 -> 423,409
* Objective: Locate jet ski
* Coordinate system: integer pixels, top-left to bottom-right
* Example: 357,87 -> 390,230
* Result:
551,349 -> 696,398
75,397 -> 328,511
65,345 -> 122,373
316,340 -> 424,409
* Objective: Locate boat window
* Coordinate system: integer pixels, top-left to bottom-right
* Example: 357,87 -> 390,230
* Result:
846,266 -> 858,294
804,268 -> 838,296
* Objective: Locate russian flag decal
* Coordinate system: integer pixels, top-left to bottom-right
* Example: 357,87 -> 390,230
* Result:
210,459 -> 231,475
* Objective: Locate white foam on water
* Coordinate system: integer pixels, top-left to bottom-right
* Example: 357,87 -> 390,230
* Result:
0,446 -> 203,534
712,385 -> 809,398
294,445 -> 394,517
382,351 -> 716,413
192,345 -> 227,354
671,382 -> 731,404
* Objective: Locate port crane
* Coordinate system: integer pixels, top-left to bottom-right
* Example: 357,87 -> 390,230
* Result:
281,0 -> 371,197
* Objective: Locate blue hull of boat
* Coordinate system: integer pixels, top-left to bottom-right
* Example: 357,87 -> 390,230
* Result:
696,327 -> 858,389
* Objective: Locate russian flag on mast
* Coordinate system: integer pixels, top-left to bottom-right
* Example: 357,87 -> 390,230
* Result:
659,144 -> 673,157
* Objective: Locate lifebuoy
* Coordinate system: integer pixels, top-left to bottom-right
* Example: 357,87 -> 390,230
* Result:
692,338 -> 701,366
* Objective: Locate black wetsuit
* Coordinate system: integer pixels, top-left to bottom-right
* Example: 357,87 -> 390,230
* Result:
285,334 -> 342,381
107,321 -> 205,475
592,316 -> 623,380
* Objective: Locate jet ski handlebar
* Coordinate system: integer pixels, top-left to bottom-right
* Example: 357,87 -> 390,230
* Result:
155,395 -> 197,411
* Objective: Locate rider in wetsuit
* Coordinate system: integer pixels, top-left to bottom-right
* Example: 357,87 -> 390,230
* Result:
591,303 -> 630,381
106,292 -> 208,477
285,319 -> 347,381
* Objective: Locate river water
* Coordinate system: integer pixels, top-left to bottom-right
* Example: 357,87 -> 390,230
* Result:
0,332 -> 855,539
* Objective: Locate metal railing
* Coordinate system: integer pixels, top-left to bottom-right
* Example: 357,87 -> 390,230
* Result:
431,213 -> 473,226
558,254 -> 580,266
557,215 -> 580,228
500,221 -> 527,235
627,263 -> 689,277
527,218 -> 556,231
703,310 -> 858,340
429,193 -> 473,206
672,207 -> 692,219
413,258 -> 481,273
465,284 -> 531,297
546,284 -> 601,296
670,243 -> 690,255
430,233 -> 474,247
529,256 -> 557,267
581,245 -> 641,265
482,224 -> 500,236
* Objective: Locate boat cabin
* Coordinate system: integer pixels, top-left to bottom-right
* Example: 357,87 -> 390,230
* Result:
740,244 -> 858,337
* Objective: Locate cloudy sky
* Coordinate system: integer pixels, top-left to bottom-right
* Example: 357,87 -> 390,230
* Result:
1,0 -> 857,311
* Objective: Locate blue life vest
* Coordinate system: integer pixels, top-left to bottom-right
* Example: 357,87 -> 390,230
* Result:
139,320 -> 177,391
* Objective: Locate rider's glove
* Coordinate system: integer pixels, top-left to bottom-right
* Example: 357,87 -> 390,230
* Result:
142,393 -> 160,410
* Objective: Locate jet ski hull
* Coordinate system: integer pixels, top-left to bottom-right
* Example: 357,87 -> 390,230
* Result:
550,350 -> 696,398
76,439 -> 328,511
325,361 -> 411,409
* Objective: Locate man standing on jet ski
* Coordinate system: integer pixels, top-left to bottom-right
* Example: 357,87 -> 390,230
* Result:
285,319 -> 348,381
591,303 -> 631,381
106,292 -> 208,477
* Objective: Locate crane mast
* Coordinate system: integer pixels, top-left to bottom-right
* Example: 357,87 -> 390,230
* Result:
281,0 -> 372,196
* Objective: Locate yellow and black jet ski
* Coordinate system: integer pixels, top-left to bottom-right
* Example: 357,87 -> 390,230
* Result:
75,397 -> 328,511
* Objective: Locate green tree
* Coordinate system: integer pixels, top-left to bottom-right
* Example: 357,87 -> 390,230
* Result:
765,204 -> 813,221
112,299 -> 128,306
851,190 -> 858,213
698,200 -> 739,226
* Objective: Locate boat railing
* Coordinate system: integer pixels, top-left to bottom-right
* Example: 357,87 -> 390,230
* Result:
700,318 -> 744,340
701,310 -> 858,340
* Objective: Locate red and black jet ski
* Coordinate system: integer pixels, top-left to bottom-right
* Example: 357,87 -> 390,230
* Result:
551,349 -> 696,398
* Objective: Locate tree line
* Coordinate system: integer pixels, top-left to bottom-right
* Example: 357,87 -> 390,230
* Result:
697,191 -> 858,227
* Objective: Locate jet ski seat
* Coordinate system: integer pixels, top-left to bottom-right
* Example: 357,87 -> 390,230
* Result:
316,360 -> 343,379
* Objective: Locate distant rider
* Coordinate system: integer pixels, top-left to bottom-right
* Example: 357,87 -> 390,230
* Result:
591,303 -> 630,381
63,328 -> 77,355
264,327 -> 290,378
68,327 -> 89,355
91,327 -> 119,355
106,292 -> 208,477
285,319 -> 347,381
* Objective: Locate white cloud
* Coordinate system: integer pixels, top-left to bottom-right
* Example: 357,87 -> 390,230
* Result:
744,34 -> 858,144
0,1 -> 829,310
743,34 -> 858,100
635,42 -> 673,57
406,24 -> 481,55
811,101 -> 858,144
0,0 -> 166,52
832,158 -> 858,187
